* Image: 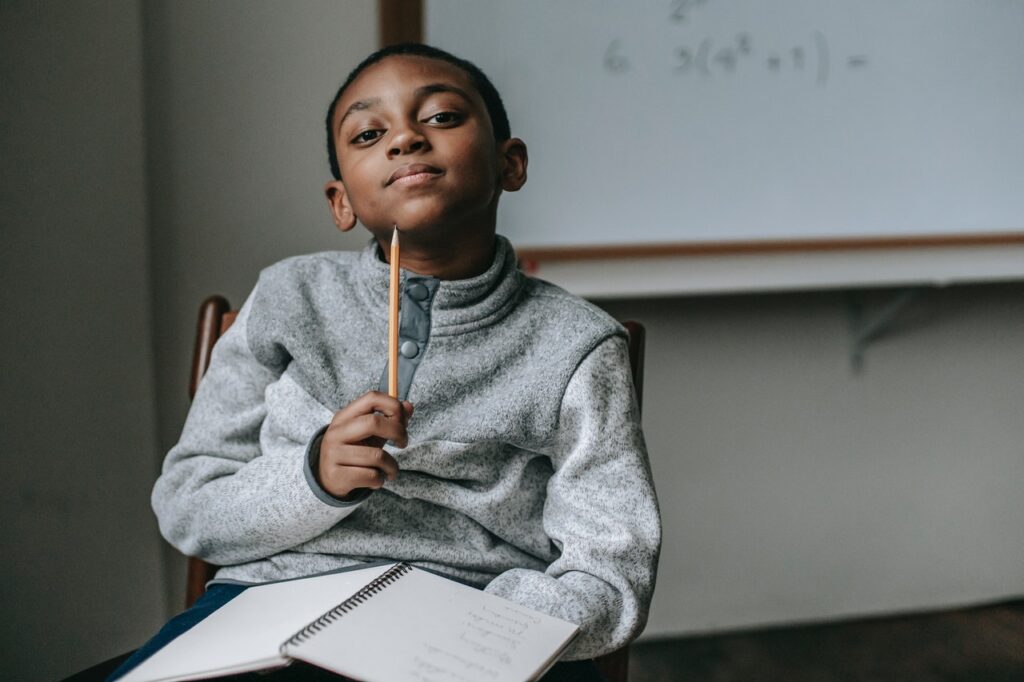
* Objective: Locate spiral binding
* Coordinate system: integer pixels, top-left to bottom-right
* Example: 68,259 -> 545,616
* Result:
280,562 -> 414,651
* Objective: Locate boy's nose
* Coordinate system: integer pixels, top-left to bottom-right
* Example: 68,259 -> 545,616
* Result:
387,127 -> 429,158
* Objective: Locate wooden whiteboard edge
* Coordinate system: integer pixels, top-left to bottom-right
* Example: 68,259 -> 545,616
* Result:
379,0 -> 423,46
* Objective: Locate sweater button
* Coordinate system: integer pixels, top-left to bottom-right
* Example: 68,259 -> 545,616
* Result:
400,340 -> 420,358
406,283 -> 429,301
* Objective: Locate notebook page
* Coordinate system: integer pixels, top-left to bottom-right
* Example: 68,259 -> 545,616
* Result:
286,567 -> 579,682
120,563 -> 395,682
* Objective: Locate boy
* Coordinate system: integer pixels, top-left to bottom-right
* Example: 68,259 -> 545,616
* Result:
115,43 -> 660,680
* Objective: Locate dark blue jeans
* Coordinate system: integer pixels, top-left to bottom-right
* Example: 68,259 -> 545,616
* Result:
108,584 -> 605,681
107,584 -> 246,680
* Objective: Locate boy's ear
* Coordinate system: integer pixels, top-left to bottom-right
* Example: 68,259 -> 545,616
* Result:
498,138 -> 528,192
324,180 -> 357,232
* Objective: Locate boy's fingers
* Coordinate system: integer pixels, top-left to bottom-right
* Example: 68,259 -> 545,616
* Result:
323,444 -> 399,481
330,412 -> 409,447
327,465 -> 389,492
334,391 -> 406,422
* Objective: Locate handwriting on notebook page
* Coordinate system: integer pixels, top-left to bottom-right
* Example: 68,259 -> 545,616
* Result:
406,601 -> 551,681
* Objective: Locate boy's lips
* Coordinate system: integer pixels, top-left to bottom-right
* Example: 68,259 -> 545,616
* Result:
386,163 -> 443,186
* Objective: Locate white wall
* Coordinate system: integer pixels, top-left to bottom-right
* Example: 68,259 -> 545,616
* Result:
600,284 -> 1024,637
0,2 -> 377,677
0,2 -> 164,679
141,0 -> 379,610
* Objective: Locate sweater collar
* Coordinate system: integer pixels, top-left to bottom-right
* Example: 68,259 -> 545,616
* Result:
354,234 -> 524,335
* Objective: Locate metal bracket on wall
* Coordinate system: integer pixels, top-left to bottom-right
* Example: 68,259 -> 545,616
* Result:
846,288 -> 925,373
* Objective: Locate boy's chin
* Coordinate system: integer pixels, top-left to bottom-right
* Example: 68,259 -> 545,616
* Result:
366,213 -> 482,243
364,219 -> 438,241
375,195 -> 496,236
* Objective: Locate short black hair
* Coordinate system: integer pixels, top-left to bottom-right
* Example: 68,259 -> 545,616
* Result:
325,43 -> 511,180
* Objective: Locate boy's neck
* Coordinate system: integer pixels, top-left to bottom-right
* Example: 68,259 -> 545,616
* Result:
378,231 -> 497,281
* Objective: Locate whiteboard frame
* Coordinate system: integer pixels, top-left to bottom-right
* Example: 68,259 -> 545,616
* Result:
386,1 -> 1024,296
517,234 -> 1024,296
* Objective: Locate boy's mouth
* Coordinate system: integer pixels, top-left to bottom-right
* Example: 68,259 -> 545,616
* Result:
386,163 -> 443,186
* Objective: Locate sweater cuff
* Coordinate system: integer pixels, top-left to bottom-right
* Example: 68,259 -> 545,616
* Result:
303,425 -> 373,507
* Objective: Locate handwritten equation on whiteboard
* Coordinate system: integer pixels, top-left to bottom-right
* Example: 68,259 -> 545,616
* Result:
602,0 -> 869,87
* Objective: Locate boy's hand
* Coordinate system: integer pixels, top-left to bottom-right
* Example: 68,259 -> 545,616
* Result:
317,391 -> 414,500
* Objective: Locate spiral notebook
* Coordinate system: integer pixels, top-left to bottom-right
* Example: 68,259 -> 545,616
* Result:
120,562 -> 579,682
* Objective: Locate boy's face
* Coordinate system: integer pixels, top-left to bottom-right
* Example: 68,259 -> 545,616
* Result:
325,55 -> 526,246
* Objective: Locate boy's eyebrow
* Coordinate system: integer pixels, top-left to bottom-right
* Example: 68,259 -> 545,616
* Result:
338,98 -> 381,129
414,83 -> 474,104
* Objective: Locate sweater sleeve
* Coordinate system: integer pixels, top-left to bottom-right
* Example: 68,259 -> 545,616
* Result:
483,334 -> 662,659
151,286 -> 364,566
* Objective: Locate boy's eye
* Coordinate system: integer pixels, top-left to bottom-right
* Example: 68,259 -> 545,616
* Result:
424,111 -> 462,125
351,129 -> 382,144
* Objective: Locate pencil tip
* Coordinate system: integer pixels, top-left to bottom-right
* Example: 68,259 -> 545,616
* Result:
392,225 -> 399,243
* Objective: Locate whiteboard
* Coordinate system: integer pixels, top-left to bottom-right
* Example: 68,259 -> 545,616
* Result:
425,0 -> 1024,255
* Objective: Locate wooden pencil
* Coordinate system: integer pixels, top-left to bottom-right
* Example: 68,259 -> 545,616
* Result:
388,226 -> 400,398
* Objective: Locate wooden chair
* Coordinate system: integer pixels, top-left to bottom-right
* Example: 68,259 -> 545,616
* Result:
185,295 -> 646,682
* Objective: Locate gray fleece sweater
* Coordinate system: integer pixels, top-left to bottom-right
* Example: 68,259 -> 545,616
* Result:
152,236 -> 661,658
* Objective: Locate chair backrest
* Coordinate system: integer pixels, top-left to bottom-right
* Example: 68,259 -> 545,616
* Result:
185,295 -> 645,682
